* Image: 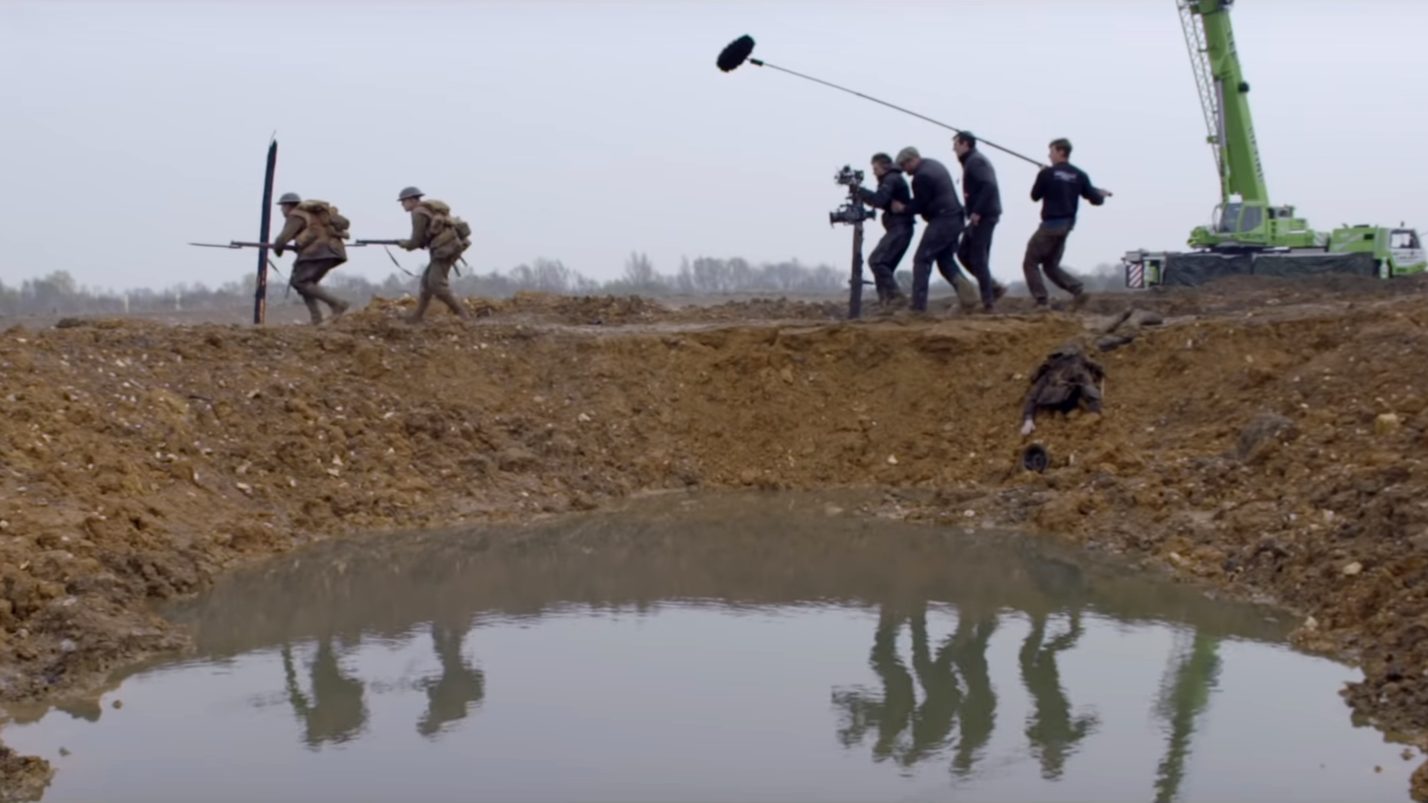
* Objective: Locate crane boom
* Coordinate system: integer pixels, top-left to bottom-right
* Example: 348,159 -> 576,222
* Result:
1180,0 -> 1268,207
1179,0 -> 1321,250
1178,2 -> 1222,184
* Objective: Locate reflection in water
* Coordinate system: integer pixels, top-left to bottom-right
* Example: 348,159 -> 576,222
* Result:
832,604 -> 1002,776
831,603 -> 966,770
831,606 -> 917,764
10,493 -> 1400,803
1019,610 -> 1096,780
281,639 -> 367,748
834,551 -> 1098,783
227,495 -> 1284,793
277,623 -> 486,747
947,613 -> 997,778
1153,632 -> 1223,803
418,622 -> 485,739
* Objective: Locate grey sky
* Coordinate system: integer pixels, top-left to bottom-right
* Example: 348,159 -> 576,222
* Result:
2,0 -> 1425,291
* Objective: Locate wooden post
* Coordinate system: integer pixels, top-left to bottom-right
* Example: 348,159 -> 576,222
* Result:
254,137 -> 278,325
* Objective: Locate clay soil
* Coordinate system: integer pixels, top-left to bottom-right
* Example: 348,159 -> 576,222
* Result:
4,277 -> 1428,799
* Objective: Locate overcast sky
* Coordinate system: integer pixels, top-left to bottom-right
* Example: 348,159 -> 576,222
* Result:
2,0 -> 1425,291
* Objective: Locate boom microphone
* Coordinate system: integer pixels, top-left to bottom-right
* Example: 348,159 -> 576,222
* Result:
715,34 -> 1045,169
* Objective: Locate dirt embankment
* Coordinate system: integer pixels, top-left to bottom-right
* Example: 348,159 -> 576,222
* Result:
4,282 -> 1428,799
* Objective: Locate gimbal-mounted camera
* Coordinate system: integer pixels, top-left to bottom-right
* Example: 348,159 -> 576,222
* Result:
829,165 -> 877,227
824,165 -> 877,319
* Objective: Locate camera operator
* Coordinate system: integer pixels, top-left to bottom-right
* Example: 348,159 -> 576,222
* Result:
856,153 -> 913,307
890,146 -> 978,313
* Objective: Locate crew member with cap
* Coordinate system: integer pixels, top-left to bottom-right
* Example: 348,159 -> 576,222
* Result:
271,192 -> 350,325
890,147 -> 980,313
396,186 -> 471,323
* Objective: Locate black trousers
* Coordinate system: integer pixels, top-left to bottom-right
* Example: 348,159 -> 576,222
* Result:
956,216 -> 999,309
868,223 -> 914,300
910,215 -> 965,312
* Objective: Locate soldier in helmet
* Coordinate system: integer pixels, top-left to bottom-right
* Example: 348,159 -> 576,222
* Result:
396,186 -> 471,322
271,192 -> 351,325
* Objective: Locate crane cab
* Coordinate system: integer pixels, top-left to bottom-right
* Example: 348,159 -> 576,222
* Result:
1387,228 -> 1425,276
1189,199 -> 1321,251
1325,225 -> 1427,277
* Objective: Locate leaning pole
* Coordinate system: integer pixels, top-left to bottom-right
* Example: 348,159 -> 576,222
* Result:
254,136 -> 278,325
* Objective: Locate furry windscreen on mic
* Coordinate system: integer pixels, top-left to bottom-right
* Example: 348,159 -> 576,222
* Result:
716,35 -> 756,72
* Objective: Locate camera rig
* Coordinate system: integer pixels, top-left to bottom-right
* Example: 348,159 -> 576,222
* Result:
829,165 -> 877,226
828,165 -> 877,319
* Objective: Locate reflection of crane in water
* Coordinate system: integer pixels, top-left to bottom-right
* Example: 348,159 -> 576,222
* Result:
417,622 -> 485,738
1152,630 -> 1221,803
281,638 -> 367,748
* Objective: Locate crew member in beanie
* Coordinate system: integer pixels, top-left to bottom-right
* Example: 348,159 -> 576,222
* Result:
890,146 -> 978,312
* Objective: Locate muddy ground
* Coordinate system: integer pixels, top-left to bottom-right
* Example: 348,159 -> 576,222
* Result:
4,275 -> 1428,799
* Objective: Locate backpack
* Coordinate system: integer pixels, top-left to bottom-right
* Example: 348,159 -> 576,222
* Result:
293,200 -> 350,249
418,200 -> 472,260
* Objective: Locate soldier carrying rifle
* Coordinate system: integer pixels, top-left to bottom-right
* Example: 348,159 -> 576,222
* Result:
271,192 -> 351,325
189,192 -> 353,325
357,187 -> 473,323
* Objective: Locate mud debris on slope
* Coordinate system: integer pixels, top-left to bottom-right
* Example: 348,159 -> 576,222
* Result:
3,281 -> 1428,800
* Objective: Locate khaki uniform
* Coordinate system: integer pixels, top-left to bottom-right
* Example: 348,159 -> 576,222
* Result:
399,201 -> 469,321
273,205 -> 350,324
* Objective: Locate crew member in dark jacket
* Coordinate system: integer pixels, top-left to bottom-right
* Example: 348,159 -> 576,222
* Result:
858,153 -> 914,306
1024,138 -> 1112,309
953,133 -> 1008,313
891,146 -> 972,313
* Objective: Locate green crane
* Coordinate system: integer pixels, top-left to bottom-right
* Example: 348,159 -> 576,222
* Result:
1180,0 -> 1320,251
1124,0 -> 1425,287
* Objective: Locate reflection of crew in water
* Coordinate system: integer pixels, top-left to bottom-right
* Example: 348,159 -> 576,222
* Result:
1153,631 -> 1222,803
1018,610 -> 1097,780
281,638 -> 367,748
417,622 -> 485,738
948,613 -> 999,778
904,612 -> 962,767
832,604 -> 965,769
1016,549 -> 1096,780
833,606 -> 917,762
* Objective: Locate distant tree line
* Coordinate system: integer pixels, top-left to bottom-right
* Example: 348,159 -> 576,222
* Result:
0,253 -> 1126,318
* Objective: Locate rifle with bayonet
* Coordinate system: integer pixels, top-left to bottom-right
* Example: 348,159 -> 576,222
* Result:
189,240 -> 294,250
187,241 -> 290,294
352,240 -> 466,276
